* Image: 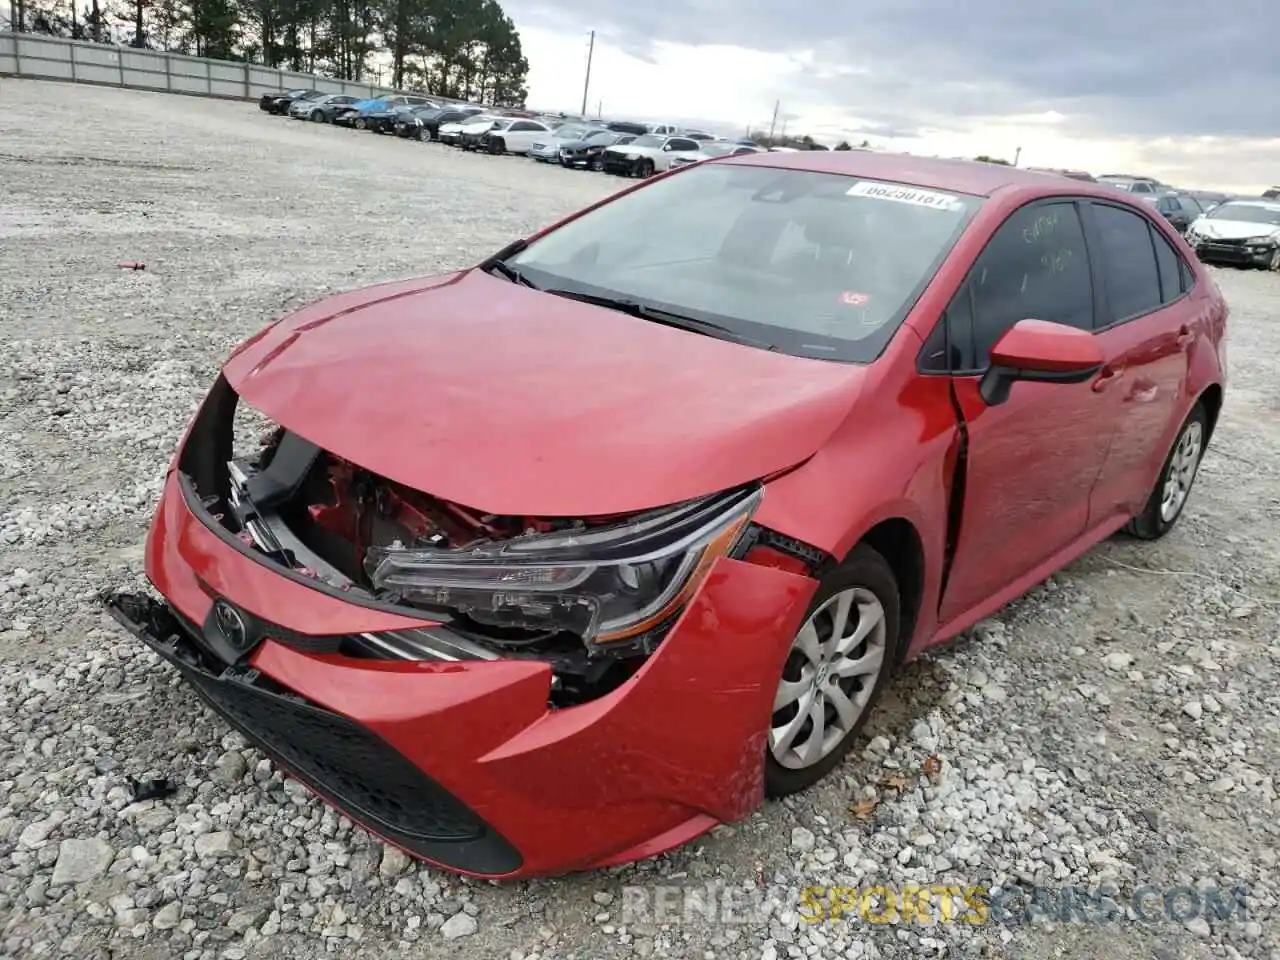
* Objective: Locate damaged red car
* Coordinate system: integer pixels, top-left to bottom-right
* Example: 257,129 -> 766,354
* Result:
105,151 -> 1226,879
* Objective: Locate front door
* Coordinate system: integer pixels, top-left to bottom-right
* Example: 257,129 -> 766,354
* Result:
930,200 -> 1122,625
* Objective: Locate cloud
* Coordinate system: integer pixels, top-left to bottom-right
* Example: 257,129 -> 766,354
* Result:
508,0 -> 1278,141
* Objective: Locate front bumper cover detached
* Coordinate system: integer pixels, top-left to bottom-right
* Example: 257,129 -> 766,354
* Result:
104,592 -> 520,875
105,463 -> 818,877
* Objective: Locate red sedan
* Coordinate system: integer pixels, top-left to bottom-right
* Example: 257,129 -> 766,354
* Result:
105,150 -> 1227,879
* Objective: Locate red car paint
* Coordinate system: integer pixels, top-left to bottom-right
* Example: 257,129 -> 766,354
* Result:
130,152 -> 1225,878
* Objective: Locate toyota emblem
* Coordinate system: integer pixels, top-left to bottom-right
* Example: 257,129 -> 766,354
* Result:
213,600 -> 250,649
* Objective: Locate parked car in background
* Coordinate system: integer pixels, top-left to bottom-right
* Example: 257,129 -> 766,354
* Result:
1027,167 -> 1097,182
1141,191 -> 1204,233
105,151 -> 1225,881
333,98 -> 389,129
457,115 -> 504,150
362,96 -> 437,134
604,120 -> 650,137
416,107 -> 486,142
392,105 -> 445,139
1096,175 -> 1163,194
1262,186 -> 1279,199
1188,190 -> 1232,213
289,93 -> 361,123
527,124 -> 598,162
477,118 -> 554,155
264,89 -> 322,115
601,134 -> 703,176
557,130 -> 635,170
669,141 -> 763,169
1186,198 -> 1280,269
259,88 -> 315,114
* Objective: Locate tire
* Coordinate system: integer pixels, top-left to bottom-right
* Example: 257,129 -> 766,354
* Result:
1269,249 -> 1280,272
488,137 -> 505,155
1123,402 -> 1208,540
309,110 -> 323,122
589,156 -> 602,171
354,117 -> 367,130
764,544 -> 899,798
637,158 -> 655,177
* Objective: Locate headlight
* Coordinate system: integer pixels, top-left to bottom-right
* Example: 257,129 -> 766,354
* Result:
364,485 -> 761,648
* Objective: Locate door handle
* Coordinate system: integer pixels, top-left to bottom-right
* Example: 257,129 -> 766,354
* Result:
1091,365 -> 1122,392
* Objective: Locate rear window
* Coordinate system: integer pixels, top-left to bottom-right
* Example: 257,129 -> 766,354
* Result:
508,165 -> 982,361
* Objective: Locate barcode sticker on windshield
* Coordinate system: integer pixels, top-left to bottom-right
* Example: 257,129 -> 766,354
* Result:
846,181 -> 963,211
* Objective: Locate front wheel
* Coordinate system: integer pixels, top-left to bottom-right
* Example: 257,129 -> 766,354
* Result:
353,117 -> 367,130
1269,249 -> 1280,272
309,110 -> 324,122
488,137 -> 505,155
637,158 -> 655,177
765,544 -> 898,798
1124,402 -> 1208,540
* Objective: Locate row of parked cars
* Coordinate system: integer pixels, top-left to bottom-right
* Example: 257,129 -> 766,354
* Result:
1027,167 -> 1279,271
257,88 -> 769,178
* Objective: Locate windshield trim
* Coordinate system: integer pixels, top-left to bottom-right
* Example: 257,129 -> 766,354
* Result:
503,166 -> 983,363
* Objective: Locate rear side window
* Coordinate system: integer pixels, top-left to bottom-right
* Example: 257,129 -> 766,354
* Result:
668,138 -> 699,151
1151,228 -> 1186,303
951,201 -> 1094,369
1092,204 -> 1163,322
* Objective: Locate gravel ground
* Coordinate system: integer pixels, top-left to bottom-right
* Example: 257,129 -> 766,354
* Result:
1,79 -> 1279,960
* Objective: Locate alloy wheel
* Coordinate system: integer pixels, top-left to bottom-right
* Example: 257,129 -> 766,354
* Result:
769,587 -> 887,770
1159,419 -> 1203,522
1270,249 -> 1280,271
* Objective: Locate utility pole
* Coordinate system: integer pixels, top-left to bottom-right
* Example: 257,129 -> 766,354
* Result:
596,99 -> 602,119
580,30 -> 595,116
767,99 -> 780,143
1013,145 -> 1022,167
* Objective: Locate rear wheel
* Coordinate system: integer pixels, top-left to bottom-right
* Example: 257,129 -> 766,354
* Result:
1124,402 -> 1208,540
765,545 -> 898,797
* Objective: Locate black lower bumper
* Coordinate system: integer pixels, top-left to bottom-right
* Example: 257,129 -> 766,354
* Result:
1195,243 -> 1275,267
102,591 -> 522,876
601,157 -> 636,176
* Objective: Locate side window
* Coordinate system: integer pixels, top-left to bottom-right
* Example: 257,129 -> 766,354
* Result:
1132,182 -> 1152,194
1092,204 -> 1163,322
1150,227 -> 1185,303
511,121 -> 537,131
1180,197 -> 1203,217
669,138 -> 699,151
950,202 -> 1093,369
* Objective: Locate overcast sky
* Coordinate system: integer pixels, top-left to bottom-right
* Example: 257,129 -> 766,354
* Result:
506,1 -> 1278,193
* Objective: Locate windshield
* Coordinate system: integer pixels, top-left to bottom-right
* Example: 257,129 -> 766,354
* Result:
627,135 -> 664,149
553,125 -> 589,139
506,164 -> 981,361
1206,203 -> 1280,225
582,130 -> 616,144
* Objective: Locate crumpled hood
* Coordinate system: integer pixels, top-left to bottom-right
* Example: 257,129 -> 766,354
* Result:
221,269 -> 868,517
1192,217 -> 1280,241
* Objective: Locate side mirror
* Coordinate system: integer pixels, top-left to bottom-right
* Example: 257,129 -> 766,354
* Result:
662,144 -> 673,152
979,319 -> 1104,406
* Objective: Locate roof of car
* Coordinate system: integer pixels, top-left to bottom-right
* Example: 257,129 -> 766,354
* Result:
723,150 -> 1110,198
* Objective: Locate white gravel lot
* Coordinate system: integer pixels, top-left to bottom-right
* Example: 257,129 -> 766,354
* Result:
1,79 -> 1279,960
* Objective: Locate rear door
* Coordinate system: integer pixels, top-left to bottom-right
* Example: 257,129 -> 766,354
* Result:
1081,201 -> 1197,525
922,199 -> 1124,625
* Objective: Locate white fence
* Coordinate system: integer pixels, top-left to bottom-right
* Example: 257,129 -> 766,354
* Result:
0,33 -> 406,103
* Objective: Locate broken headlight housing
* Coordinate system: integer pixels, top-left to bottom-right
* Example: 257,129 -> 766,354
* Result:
364,485 -> 761,649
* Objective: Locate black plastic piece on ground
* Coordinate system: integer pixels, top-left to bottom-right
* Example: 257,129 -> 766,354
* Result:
101,591 -> 524,876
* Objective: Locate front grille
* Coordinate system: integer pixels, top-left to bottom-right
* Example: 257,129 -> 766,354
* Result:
103,592 -> 523,876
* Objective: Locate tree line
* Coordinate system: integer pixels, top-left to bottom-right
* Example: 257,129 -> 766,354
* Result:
6,0 -> 530,105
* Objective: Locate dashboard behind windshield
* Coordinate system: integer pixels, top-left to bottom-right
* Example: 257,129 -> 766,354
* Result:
506,163 -> 982,361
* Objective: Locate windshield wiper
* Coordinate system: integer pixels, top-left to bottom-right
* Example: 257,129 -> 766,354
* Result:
483,259 -> 536,287
543,288 -> 776,350
478,237 -> 537,287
